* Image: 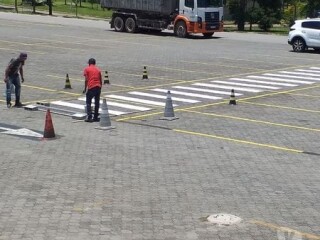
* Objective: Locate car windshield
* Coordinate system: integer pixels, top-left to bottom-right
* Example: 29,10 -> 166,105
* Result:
197,0 -> 223,8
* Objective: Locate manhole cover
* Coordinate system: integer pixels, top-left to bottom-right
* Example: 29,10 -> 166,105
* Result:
207,213 -> 242,226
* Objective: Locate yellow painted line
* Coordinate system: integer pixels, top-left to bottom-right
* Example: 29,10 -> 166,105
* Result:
181,109 -> 320,132
0,47 -> 45,54
23,84 -> 81,96
173,129 -> 303,153
145,65 -> 220,75
47,74 -> 83,82
109,71 -> 186,83
180,60 -> 265,71
242,101 -> 320,113
0,39 -> 35,46
116,111 -> 163,122
46,74 -> 135,89
0,39 -> 87,52
250,220 -> 320,240
285,92 -> 319,98
53,34 -> 160,47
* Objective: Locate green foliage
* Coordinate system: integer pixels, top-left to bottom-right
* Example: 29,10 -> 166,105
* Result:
0,0 -> 112,18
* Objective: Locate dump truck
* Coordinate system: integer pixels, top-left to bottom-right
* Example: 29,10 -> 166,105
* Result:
100,0 -> 224,38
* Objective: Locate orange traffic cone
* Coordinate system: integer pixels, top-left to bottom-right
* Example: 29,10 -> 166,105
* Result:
43,109 -> 55,139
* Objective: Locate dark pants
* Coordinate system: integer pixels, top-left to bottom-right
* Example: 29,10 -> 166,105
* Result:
86,86 -> 101,120
6,75 -> 21,104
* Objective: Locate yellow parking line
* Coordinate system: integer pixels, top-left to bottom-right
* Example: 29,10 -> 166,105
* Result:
180,60 -> 265,70
250,220 -> 320,240
285,92 -> 319,98
0,47 -> 45,54
47,74 -> 83,82
145,65 -> 221,75
242,101 -> 320,113
116,111 -> 163,121
181,109 -> 320,132
173,129 -> 303,153
23,84 -> 81,96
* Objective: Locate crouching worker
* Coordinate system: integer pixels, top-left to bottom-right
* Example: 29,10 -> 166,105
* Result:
4,52 -> 27,108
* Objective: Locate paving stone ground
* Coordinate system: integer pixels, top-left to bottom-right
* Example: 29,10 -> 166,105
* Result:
0,12 -> 319,240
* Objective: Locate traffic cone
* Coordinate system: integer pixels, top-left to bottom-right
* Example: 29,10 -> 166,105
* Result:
142,66 -> 148,80
104,70 -> 110,84
43,109 -> 55,139
95,98 -> 115,130
64,74 -> 72,89
160,90 -> 179,121
229,89 -> 237,105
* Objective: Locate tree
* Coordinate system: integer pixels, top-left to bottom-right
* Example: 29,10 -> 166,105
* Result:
305,0 -> 320,17
228,0 -> 247,31
256,0 -> 282,31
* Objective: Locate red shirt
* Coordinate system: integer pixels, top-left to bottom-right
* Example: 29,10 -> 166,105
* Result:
83,65 -> 102,89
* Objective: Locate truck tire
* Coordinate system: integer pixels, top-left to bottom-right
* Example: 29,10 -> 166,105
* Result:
114,16 -> 124,32
174,21 -> 188,38
203,33 -> 214,38
125,17 -> 136,33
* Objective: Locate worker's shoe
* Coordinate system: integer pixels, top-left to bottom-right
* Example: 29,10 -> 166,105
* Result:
7,102 -> 12,108
93,117 -> 100,122
84,118 -> 93,123
13,102 -> 24,108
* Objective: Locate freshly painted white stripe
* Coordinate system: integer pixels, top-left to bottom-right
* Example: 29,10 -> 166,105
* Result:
128,91 -> 200,103
0,127 -> 42,138
249,75 -> 314,84
0,128 -> 43,138
52,101 -> 87,110
105,101 -> 151,111
279,71 -> 320,77
295,69 -> 320,74
51,100 -> 127,116
265,73 -> 320,81
212,80 -> 280,90
264,73 -> 318,82
310,67 -> 320,70
151,88 -> 222,100
106,95 -> 176,107
193,83 -> 262,93
229,78 -> 297,87
174,86 -> 243,96
78,97 -> 151,111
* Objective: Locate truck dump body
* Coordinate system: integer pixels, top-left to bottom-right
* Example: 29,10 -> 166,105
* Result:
101,0 -> 178,15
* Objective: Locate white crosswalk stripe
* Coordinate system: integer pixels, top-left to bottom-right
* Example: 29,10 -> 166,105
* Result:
212,80 -> 280,90
43,67 -> 319,118
172,86 -> 243,96
106,94 -> 177,107
77,97 -> 152,111
51,100 -> 128,116
249,75 -> 314,84
128,91 -> 200,103
229,78 -> 297,87
264,73 -> 319,82
151,88 -> 222,100
194,83 -> 262,92
295,69 -> 320,74
279,71 -> 320,77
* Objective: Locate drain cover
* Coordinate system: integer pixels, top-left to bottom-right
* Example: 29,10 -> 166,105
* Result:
207,213 -> 242,226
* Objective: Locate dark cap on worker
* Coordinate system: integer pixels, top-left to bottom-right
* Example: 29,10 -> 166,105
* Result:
88,58 -> 96,65
19,52 -> 28,60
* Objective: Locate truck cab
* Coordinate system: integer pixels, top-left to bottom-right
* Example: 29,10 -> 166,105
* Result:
175,0 -> 224,37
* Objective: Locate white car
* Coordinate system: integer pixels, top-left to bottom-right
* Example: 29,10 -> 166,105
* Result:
288,18 -> 320,52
